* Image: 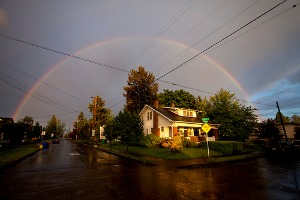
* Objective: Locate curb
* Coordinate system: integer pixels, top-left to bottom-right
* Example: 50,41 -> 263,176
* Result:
0,148 -> 41,170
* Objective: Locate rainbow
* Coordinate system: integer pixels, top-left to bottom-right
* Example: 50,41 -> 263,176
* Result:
13,37 -> 248,120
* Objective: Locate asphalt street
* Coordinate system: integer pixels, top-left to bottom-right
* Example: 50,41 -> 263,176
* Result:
1,139 -> 300,200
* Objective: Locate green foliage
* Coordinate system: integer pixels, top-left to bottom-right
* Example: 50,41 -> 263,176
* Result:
291,115 -> 300,123
205,89 -> 257,142
161,136 -> 183,153
74,112 -> 90,140
182,137 -> 199,148
158,89 -> 196,109
259,118 -> 282,140
200,141 -> 244,155
123,66 -> 159,113
17,116 -> 34,127
102,119 -> 119,150
45,115 -> 65,139
30,122 -> 42,139
275,112 -> 290,123
88,96 -> 110,137
114,109 -> 144,152
141,134 -> 161,148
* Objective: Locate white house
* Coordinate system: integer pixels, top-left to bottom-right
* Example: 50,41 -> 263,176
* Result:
139,101 -> 219,142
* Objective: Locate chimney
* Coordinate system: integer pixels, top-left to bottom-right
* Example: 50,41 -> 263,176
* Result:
153,99 -> 159,109
171,102 -> 175,108
152,99 -> 159,136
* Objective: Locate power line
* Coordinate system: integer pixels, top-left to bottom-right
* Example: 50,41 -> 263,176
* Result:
0,33 -> 129,73
156,0 -> 288,80
148,0 -> 230,71
206,2 -> 300,55
0,61 -> 87,104
0,71 -> 80,113
125,0 -> 196,68
152,0 -> 259,73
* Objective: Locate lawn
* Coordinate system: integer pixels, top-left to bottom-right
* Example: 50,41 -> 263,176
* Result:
99,144 -> 224,160
0,144 -> 40,168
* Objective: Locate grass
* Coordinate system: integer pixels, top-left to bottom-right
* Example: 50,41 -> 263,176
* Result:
0,144 -> 40,169
99,144 -> 224,160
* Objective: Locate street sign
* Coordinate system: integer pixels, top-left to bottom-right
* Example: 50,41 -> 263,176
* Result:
202,118 -> 209,123
202,123 -> 211,133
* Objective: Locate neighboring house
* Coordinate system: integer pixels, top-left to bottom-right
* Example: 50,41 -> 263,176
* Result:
140,101 -> 219,142
279,122 -> 300,140
0,117 -> 14,125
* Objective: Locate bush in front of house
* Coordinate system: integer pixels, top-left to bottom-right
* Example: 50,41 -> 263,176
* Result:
140,134 -> 161,148
182,137 -> 200,148
200,141 -> 245,155
161,136 -> 182,153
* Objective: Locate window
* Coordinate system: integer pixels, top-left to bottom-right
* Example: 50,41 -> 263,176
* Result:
183,110 -> 186,116
147,111 -> 152,120
161,127 -> 164,132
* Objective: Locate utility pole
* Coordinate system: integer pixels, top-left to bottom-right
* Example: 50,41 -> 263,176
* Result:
91,96 -> 98,131
276,101 -> 288,141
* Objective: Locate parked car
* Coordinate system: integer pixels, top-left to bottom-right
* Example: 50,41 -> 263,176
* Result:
52,139 -> 60,144
292,140 -> 300,153
266,140 -> 292,155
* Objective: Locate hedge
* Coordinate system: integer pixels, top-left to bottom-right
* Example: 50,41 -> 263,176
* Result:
200,141 -> 244,155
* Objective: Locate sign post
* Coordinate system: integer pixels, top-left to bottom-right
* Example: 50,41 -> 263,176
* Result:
202,123 -> 211,157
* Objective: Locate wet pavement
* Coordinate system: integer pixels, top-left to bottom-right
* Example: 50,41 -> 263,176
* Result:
0,139 -> 300,200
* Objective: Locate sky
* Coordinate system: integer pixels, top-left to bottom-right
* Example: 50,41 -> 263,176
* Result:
0,0 -> 300,130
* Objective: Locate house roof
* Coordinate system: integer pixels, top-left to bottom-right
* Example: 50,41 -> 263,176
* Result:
145,105 -> 203,124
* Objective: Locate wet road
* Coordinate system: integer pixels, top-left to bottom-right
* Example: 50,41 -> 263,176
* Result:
1,139 -> 300,200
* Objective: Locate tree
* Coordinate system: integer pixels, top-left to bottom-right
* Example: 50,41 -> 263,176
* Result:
195,96 -> 209,117
259,119 -> 282,141
17,116 -> 34,127
158,89 -> 196,109
74,112 -> 90,140
114,109 -> 144,152
204,89 -> 257,141
102,119 -> 118,150
123,66 -> 159,113
275,112 -> 290,123
45,115 -> 65,139
291,115 -> 300,123
88,95 -> 109,138
30,122 -> 42,139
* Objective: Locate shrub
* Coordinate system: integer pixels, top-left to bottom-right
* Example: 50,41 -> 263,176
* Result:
161,136 -> 182,153
140,134 -> 161,148
182,137 -> 199,148
182,137 -> 191,148
200,141 -> 245,155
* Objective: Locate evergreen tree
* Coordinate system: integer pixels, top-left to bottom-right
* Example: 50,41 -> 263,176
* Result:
123,66 -> 158,113
114,109 -> 143,152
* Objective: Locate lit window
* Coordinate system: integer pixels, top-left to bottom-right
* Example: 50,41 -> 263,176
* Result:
183,110 -> 186,116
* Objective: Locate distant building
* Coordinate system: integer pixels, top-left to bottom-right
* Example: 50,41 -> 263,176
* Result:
0,117 -> 14,125
279,122 -> 300,140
